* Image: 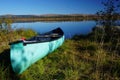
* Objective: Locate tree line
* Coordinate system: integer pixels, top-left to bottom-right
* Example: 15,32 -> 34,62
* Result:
0,14 -> 120,23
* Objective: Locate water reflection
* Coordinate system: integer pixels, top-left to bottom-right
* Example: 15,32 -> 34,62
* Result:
12,21 -> 96,38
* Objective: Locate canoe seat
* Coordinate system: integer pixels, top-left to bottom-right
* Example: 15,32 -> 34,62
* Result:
36,33 -> 60,38
24,34 -> 61,43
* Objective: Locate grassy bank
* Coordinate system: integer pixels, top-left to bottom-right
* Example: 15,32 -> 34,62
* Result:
0,28 -> 36,53
0,27 -> 120,80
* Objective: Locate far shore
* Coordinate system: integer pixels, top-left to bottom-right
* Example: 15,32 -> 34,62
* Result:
0,14 -> 120,23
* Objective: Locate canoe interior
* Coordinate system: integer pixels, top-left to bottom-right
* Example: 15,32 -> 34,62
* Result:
9,27 -> 64,45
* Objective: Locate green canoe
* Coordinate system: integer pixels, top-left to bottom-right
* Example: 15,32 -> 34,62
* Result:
9,28 -> 64,74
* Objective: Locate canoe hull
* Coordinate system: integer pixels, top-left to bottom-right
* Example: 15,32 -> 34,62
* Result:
10,35 -> 64,74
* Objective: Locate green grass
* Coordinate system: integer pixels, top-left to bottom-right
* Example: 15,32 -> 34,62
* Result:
0,27 -> 120,80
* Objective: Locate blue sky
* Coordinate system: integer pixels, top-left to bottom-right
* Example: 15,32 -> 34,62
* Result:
0,0 -> 103,15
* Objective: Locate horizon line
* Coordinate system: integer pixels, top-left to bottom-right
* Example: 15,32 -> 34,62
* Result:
0,13 -> 96,16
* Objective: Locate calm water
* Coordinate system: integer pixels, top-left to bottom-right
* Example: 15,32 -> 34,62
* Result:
12,21 -> 96,38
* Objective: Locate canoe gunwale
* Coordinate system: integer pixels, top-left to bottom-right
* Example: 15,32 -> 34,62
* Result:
9,35 -> 63,45
9,40 -> 23,45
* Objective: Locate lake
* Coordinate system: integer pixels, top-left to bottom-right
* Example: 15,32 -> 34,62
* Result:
12,21 -> 96,38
